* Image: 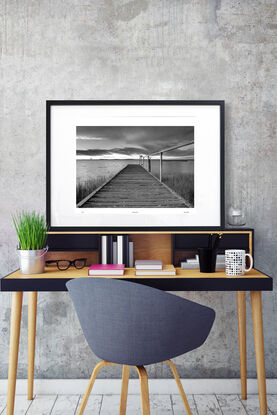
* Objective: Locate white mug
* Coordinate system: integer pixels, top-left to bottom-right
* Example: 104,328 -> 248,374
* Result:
225,249 -> 253,276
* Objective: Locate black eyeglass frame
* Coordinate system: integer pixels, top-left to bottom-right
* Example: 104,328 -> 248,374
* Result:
45,258 -> 87,271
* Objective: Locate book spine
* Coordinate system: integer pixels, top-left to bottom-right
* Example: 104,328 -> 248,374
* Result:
107,235 -> 113,264
101,235 -> 107,264
113,242 -> 118,264
98,236 -> 102,264
128,241 -> 134,268
123,235 -> 129,266
117,235 -> 123,265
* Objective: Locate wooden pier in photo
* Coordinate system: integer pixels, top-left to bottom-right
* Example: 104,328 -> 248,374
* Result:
77,164 -> 189,208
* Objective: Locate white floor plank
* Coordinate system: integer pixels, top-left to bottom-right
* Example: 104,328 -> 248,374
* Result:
268,396 -> 277,415
150,395 -> 173,414
194,394 -> 223,415
241,395 -> 272,415
123,394 -> 142,414
51,395 -> 80,415
5,393 -> 277,415
100,394 -> 173,414
0,396 -> 7,414
75,394 -> 102,414
100,395 -> 122,414
13,395 -> 33,415
26,395 -> 57,415
216,395 -> 247,415
171,394 -> 197,414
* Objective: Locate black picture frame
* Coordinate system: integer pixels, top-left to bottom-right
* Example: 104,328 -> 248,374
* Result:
46,100 -> 225,232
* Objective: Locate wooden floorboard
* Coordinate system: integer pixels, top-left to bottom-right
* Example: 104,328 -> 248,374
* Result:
216,395 -> 247,415
7,394 -> 277,414
80,164 -> 189,208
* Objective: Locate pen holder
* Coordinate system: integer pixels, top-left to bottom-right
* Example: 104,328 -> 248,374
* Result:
198,248 -> 217,273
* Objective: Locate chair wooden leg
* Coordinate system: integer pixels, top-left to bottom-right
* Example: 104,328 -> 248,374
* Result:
135,366 -> 150,415
77,361 -> 117,415
119,365 -> 130,415
165,360 -> 192,415
28,292 -> 37,400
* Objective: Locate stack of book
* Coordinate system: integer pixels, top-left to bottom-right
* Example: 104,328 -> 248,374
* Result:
100,235 -> 134,267
181,254 -> 225,269
88,264 -> 125,276
135,260 -> 176,276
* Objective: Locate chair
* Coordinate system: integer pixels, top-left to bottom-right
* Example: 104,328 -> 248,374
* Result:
66,278 -> 215,415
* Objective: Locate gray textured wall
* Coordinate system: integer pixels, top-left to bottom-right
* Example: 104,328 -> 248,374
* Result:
0,0 -> 276,380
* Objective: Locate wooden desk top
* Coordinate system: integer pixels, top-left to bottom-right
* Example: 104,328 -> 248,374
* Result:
1,267 -> 273,292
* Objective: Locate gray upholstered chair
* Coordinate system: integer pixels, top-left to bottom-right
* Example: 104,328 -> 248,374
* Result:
66,278 -> 215,415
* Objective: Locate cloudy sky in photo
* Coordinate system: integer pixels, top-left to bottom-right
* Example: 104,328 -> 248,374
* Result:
76,126 -> 194,160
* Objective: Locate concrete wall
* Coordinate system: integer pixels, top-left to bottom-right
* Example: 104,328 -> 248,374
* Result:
0,0 -> 276,379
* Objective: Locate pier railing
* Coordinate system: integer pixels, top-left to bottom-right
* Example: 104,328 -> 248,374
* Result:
139,141 -> 194,181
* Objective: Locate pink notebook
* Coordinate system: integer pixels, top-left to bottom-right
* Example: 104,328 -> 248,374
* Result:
88,264 -> 125,276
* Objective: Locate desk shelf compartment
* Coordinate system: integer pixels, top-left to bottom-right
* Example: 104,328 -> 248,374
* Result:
172,231 -> 253,267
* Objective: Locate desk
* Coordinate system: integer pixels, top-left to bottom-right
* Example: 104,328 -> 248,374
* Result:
1,267 -> 273,415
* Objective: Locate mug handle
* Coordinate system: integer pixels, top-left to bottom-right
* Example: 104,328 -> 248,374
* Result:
245,253 -> 253,272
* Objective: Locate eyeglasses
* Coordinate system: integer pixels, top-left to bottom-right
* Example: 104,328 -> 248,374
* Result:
46,258 -> 87,271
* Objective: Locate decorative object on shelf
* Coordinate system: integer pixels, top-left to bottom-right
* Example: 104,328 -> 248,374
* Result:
197,233 -> 223,273
13,211 -> 48,274
47,100 -> 224,230
181,254 -> 225,270
198,248 -> 217,273
227,205 -> 246,226
45,258 -> 87,271
225,249 -> 253,276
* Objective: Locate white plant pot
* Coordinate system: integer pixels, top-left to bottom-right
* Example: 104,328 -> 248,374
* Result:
17,247 -> 48,274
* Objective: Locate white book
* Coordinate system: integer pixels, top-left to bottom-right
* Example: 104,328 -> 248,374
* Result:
101,235 -> 107,265
135,260 -> 163,270
113,242 -> 118,264
135,265 -> 176,276
128,242 -> 134,268
181,262 -> 199,269
187,257 -> 198,263
117,235 -> 123,265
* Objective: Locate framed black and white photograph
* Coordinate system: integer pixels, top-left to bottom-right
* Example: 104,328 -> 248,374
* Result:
47,101 -> 224,230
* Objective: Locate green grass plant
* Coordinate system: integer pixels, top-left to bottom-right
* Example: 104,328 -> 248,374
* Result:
76,176 -> 110,204
162,173 -> 194,207
12,211 -> 48,250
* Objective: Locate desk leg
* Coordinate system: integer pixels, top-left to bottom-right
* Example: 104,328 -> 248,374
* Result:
7,292 -> 23,415
28,292 -> 37,400
251,291 -> 267,415
236,291 -> 247,400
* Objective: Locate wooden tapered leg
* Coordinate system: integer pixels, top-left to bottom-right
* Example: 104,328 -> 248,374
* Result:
77,361 -> 117,415
135,366 -> 150,415
165,360 -> 192,415
7,292 -> 23,415
251,291 -> 267,415
236,291 -> 247,400
28,292 -> 37,400
119,365 -> 130,415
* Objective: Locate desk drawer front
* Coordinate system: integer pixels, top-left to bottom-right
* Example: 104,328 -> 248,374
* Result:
173,233 -> 251,250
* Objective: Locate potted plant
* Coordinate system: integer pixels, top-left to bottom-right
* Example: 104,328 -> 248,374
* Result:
13,211 -> 48,274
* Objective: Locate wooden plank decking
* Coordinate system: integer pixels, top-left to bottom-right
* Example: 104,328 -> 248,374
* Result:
78,164 -> 189,208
